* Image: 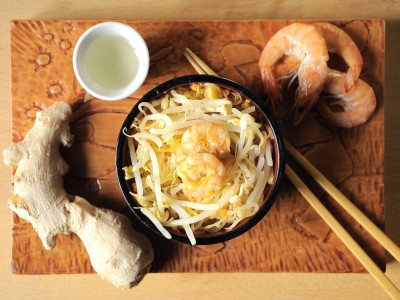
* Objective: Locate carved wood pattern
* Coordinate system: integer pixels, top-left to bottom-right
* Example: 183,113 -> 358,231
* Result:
10,19 -> 385,274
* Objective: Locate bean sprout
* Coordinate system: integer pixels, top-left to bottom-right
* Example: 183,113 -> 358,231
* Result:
123,83 -> 274,245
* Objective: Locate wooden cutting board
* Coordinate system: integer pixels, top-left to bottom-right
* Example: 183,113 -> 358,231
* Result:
10,19 -> 385,274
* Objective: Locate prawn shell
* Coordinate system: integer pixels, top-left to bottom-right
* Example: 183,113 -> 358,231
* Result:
313,22 -> 363,92
317,71 -> 376,128
259,22 -> 329,124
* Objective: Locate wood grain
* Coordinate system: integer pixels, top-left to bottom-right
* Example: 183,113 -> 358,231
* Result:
10,19 -> 385,274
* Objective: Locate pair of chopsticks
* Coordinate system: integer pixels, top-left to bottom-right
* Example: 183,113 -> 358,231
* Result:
183,48 -> 400,299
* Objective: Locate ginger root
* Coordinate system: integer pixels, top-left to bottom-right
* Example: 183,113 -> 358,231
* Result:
4,101 -> 154,288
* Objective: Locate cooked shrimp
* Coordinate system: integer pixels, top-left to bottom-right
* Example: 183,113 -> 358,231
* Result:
317,71 -> 376,128
259,22 -> 329,123
313,22 -> 363,92
177,153 -> 226,198
181,121 -> 230,156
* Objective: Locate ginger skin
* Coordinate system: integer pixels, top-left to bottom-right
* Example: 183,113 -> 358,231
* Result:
4,102 -> 154,288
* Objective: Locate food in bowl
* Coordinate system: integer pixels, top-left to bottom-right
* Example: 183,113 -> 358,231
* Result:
116,75 -> 284,245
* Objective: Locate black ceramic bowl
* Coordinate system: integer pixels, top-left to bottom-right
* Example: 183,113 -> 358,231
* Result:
116,74 -> 285,245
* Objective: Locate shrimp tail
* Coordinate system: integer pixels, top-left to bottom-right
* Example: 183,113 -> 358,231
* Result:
345,65 -> 362,92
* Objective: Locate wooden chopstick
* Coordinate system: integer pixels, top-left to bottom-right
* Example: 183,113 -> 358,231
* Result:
183,51 -> 206,75
285,140 -> 400,263
185,48 -> 219,76
285,166 -> 400,299
183,47 -> 400,299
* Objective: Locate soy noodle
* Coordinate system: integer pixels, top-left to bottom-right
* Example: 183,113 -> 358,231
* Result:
84,35 -> 138,91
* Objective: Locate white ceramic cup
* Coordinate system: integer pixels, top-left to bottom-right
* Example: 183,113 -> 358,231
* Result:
73,22 -> 149,101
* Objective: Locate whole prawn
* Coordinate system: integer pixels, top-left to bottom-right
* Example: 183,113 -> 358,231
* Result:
317,70 -> 376,128
259,22 -> 329,123
313,22 -> 363,92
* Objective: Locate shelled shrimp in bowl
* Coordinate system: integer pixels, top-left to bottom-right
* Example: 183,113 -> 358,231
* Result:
181,122 -> 231,156
259,21 -> 376,128
178,122 -> 230,197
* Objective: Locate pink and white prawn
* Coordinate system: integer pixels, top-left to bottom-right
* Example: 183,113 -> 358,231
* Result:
317,70 -> 376,128
313,22 -> 363,92
259,22 -> 329,124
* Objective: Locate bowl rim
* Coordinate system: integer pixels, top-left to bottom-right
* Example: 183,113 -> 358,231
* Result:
116,74 -> 286,245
